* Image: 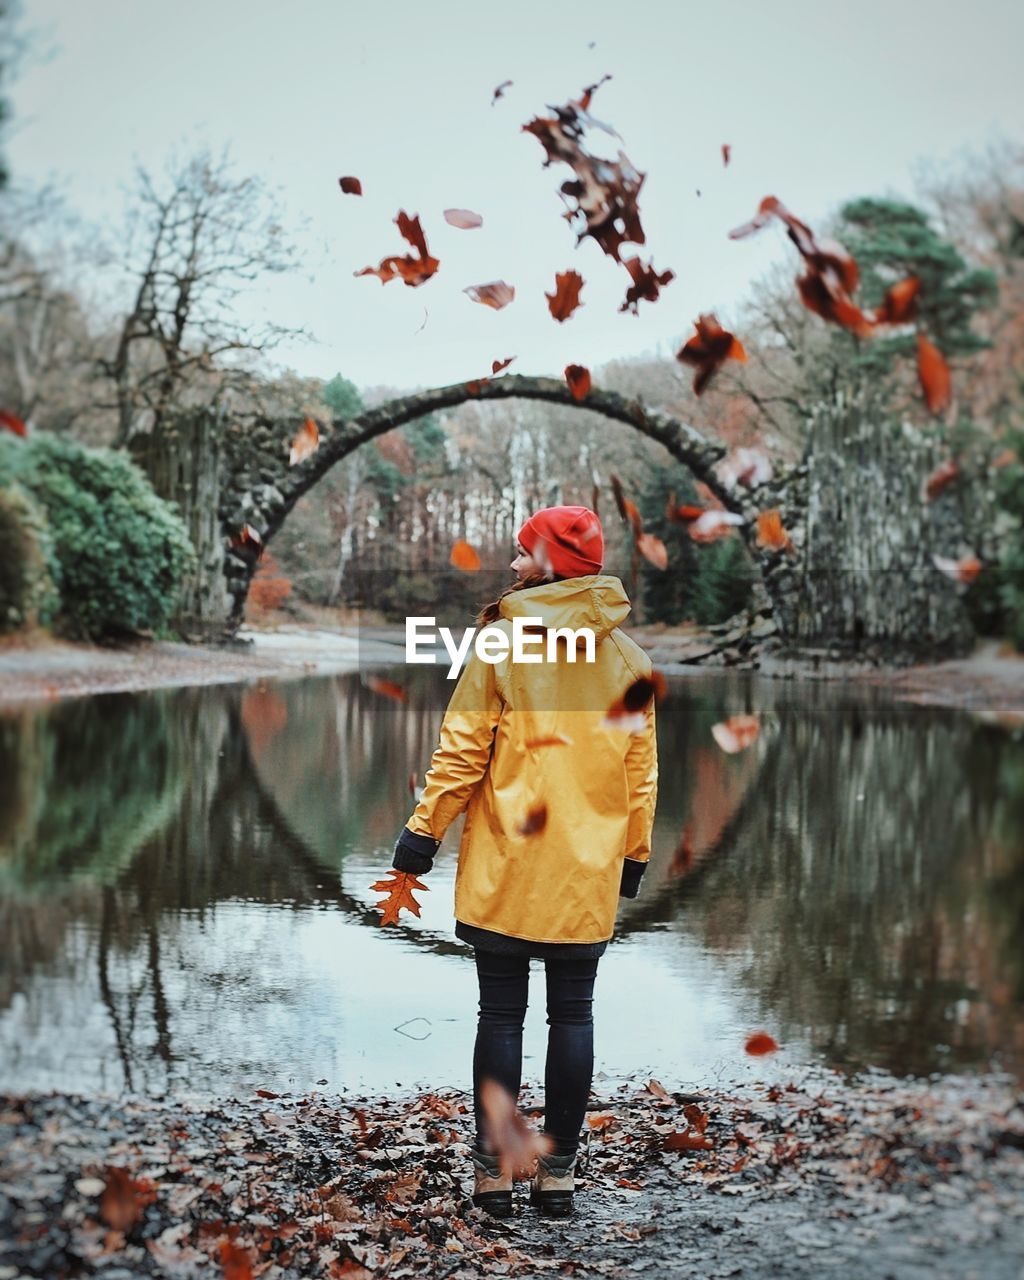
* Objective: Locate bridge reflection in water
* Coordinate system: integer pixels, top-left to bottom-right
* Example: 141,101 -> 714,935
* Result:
0,669 -> 1021,1099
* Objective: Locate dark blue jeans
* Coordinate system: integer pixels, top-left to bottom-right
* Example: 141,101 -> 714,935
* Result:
472,949 -> 599,1158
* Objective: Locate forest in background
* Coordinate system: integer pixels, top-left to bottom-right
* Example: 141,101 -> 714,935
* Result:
1,0 -> 1023,637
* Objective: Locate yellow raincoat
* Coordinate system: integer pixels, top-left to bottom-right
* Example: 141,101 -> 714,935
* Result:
403,574 -> 659,945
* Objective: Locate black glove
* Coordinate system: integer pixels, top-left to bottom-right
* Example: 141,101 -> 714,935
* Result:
392,826 -> 441,875
619,857 -> 649,899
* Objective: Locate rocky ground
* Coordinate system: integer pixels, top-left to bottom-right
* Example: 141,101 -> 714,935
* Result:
1,1067 -> 1022,1280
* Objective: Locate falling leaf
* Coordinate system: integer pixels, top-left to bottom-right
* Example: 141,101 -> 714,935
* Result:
992,447 -> 1017,469
636,532 -> 668,569
444,208 -> 483,230
610,474 -> 644,536
365,675 -> 408,702
99,1167 -> 158,1232
338,176 -> 363,196
873,276 -> 920,325
516,802 -> 548,836
522,78 -> 659,265
603,672 -> 666,731
666,493 -> 707,524
917,333 -> 952,415
355,210 -> 440,288
711,714 -> 760,754
479,1078 -> 554,1178
744,1031 -> 780,1056
932,552 -> 982,585
729,196 -> 872,336
721,143 -> 731,167
450,539 -> 481,571
492,79 -> 513,105
688,510 -> 744,544
491,356 -> 516,374
715,445 -> 773,490
525,733 -> 574,748
676,313 -> 748,394
664,1130 -> 714,1152
619,257 -> 675,315
755,509 -> 796,556
288,417 -> 320,466
546,270 -> 585,322
565,364 -> 591,400
922,459 -> 959,501
230,523 -> 265,559
683,1102 -> 710,1133
464,280 -> 515,309
0,409 -> 27,436
371,870 -> 429,926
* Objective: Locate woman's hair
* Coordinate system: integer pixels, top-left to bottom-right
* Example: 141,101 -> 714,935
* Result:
475,570 -> 567,627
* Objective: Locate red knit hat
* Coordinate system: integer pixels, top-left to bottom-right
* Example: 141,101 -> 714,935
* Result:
516,506 -> 604,579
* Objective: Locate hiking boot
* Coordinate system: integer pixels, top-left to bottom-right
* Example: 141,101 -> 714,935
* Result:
469,1146 -> 513,1217
529,1148 -> 577,1217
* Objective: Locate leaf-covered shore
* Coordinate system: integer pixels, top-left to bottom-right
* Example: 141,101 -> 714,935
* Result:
2,1067 -> 1022,1279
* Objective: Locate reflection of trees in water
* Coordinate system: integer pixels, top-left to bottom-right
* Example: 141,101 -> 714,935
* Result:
655,698 -> 1024,1077
1,676 -> 1021,1091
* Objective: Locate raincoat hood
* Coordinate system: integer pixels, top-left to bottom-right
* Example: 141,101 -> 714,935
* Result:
498,574 -> 631,644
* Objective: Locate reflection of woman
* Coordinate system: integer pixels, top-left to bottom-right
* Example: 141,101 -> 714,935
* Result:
391,506 -> 659,1219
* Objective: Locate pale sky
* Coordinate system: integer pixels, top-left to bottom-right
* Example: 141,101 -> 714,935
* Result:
8,0 -> 1023,392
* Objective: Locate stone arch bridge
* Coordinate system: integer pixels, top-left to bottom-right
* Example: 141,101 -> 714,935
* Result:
131,374 -> 973,659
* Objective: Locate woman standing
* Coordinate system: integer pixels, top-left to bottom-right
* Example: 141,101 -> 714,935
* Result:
391,505 -> 659,1218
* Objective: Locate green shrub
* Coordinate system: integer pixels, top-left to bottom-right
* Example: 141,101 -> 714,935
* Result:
0,433 -> 195,640
0,482 -> 60,631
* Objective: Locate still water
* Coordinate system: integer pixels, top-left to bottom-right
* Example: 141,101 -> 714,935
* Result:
1,669 -> 1022,1100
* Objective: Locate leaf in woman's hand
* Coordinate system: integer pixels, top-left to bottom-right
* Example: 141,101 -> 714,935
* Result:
371,870 -> 430,926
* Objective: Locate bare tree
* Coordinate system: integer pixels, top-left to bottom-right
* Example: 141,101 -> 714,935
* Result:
98,146 -> 305,446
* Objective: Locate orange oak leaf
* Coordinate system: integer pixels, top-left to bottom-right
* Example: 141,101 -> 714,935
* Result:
636,531 -> 668,569
546,270 -> 585,322
676,313 -> 747,394
450,539 -> 481,571
619,257 -> 675,315
479,1078 -> 554,1178
917,333 -> 952,414
338,176 -> 362,196
873,275 -> 920,325
219,1240 -> 255,1280
564,364 -> 591,400
755,509 -> 796,556
355,211 -> 439,288
371,870 -> 430,926
288,417 -> 320,466
464,281 -> 515,309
